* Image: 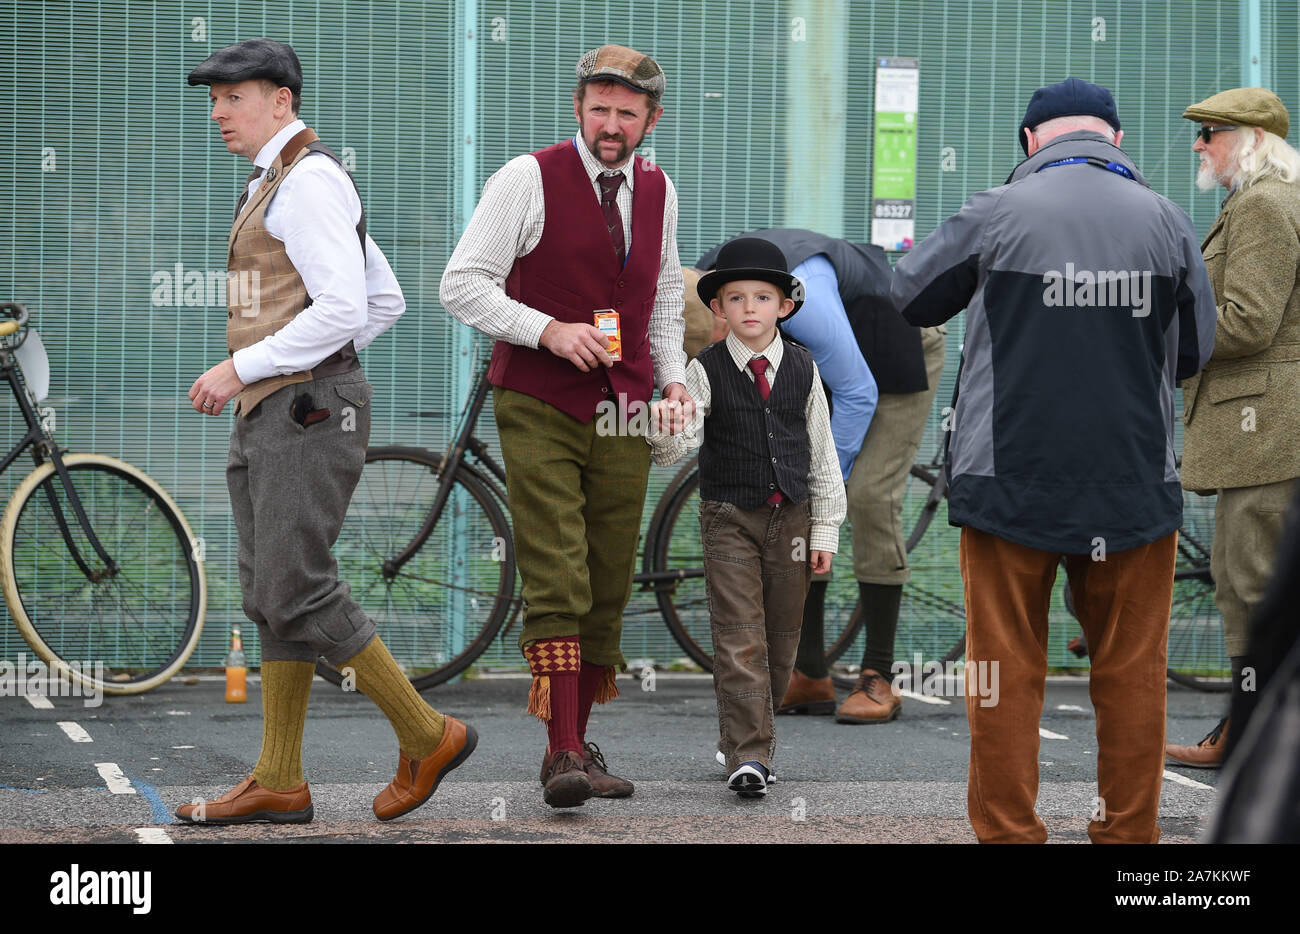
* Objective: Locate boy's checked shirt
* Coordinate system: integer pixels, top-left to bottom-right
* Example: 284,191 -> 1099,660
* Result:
647,330 -> 846,553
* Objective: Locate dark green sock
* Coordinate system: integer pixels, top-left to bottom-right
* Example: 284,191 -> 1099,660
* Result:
794,580 -> 829,679
859,583 -> 903,677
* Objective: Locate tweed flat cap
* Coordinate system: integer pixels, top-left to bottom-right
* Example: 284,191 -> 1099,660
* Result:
1183,87 -> 1289,138
576,44 -> 665,97
188,38 -> 303,93
1019,77 -> 1121,154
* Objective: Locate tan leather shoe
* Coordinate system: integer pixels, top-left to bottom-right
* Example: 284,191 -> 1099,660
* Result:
777,669 -> 836,715
1166,717 -> 1228,769
174,776 -> 313,824
373,716 -> 478,821
541,748 -> 593,808
835,669 -> 901,724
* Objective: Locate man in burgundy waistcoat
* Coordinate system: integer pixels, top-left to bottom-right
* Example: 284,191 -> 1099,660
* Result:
441,44 -> 693,808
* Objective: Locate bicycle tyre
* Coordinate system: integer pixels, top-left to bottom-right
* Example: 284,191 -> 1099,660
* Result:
1,453 -> 206,696
322,446 -> 517,690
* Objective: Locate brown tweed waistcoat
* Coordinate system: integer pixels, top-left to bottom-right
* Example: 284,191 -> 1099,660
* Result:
226,127 -> 363,416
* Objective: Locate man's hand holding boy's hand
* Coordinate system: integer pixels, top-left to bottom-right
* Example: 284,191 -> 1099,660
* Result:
649,382 -> 696,437
810,550 -> 833,574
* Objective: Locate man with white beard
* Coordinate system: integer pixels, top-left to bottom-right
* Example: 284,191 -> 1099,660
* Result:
1168,88 -> 1300,768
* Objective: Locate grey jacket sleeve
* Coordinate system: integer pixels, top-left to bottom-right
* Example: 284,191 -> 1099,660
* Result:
1172,209 -> 1217,381
891,187 -> 1001,327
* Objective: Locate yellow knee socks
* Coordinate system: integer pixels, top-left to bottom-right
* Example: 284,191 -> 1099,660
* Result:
342,636 -> 446,759
251,660 -> 316,791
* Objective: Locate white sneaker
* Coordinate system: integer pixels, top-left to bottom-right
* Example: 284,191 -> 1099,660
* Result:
716,749 -> 775,783
727,761 -> 769,798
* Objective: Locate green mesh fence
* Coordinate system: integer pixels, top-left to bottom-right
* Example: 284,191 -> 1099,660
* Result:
1,0 -> 1268,679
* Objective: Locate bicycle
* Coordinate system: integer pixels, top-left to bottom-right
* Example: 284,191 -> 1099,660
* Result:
0,302 -> 207,695
649,444 -> 1228,692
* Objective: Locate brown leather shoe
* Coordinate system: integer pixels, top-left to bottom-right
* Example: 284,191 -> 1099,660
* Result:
835,669 -> 901,724
1166,717 -> 1228,769
174,776 -> 313,825
777,669 -> 836,715
541,748 -> 593,808
373,716 -> 478,821
540,743 -> 634,798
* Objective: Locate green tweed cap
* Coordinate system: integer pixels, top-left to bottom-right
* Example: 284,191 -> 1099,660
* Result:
576,44 -> 665,97
1183,87 -> 1290,138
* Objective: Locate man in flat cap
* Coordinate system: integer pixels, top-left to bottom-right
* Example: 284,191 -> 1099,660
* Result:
176,38 -> 477,825
441,44 -> 691,808
892,78 -> 1216,842
1167,88 -> 1300,769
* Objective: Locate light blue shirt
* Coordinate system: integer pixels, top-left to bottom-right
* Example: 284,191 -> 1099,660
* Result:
782,254 -> 878,480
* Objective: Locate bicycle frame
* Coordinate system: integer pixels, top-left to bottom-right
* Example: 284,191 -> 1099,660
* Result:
380,362 -> 498,577
0,345 -> 119,579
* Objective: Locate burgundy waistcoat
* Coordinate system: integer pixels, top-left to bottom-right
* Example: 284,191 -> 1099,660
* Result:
488,140 -> 666,422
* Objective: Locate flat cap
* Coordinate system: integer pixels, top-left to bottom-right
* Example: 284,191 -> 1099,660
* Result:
1183,87 -> 1289,138
188,38 -> 303,93
576,44 -> 665,98
1019,77 -> 1121,154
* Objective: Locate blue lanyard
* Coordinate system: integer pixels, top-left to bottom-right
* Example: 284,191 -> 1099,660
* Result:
1037,156 -> 1135,180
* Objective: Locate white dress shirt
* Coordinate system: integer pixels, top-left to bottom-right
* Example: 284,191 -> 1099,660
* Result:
439,133 -> 687,390
647,330 -> 846,553
231,119 -> 406,385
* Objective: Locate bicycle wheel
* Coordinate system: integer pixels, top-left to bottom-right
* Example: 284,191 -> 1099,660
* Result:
652,467 -> 862,672
1166,493 -> 1228,691
1,453 -> 206,695
325,446 -> 517,690
826,460 -> 967,675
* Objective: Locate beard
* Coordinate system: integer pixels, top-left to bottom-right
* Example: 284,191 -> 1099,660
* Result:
1196,157 -> 1234,191
587,122 -> 650,167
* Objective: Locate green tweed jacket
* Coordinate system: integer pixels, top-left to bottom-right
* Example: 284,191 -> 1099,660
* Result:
1182,176 -> 1300,493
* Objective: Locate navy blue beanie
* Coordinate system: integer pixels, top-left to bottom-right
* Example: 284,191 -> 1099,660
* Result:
1019,77 -> 1122,153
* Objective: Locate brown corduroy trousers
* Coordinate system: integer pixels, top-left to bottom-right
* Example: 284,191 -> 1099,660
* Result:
959,526 -> 1177,844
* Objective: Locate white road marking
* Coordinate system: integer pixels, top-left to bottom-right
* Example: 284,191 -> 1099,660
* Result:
1039,727 -> 1069,740
171,745 -> 194,749
95,762 -> 136,795
1056,704 -> 1085,712
165,710 -> 191,716
134,827 -> 172,844
25,693 -> 53,709
57,721 -> 92,743
897,689 -> 951,706
1163,769 -> 1214,790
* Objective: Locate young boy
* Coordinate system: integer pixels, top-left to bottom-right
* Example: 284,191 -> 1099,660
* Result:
648,238 -> 846,797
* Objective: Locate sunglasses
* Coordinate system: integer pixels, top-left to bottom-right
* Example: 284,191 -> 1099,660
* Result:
1196,125 -> 1238,144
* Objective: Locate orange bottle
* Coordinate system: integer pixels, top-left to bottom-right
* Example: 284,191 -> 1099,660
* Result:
225,626 -> 247,703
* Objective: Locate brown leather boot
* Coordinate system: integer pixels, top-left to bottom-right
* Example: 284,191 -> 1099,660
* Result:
835,669 -> 901,724
777,669 -> 836,715
541,748 -> 592,808
1165,717 -> 1228,768
540,743 -> 634,798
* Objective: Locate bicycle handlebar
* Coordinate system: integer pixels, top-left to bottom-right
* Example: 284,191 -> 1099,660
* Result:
0,302 -> 28,338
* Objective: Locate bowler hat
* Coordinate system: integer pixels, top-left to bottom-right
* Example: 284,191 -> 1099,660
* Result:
1019,77 -> 1121,154
696,238 -> 804,320
1183,87 -> 1289,139
188,38 -> 303,93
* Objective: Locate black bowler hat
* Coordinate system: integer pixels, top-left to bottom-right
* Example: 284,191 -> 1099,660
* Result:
1019,77 -> 1121,153
696,237 -> 804,319
188,38 -> 303,93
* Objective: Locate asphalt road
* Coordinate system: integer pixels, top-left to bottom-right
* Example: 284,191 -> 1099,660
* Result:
0,670 -> 1230,845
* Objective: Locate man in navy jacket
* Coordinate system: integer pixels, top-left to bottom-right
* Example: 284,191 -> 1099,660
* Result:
891,79 -> 1216,843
